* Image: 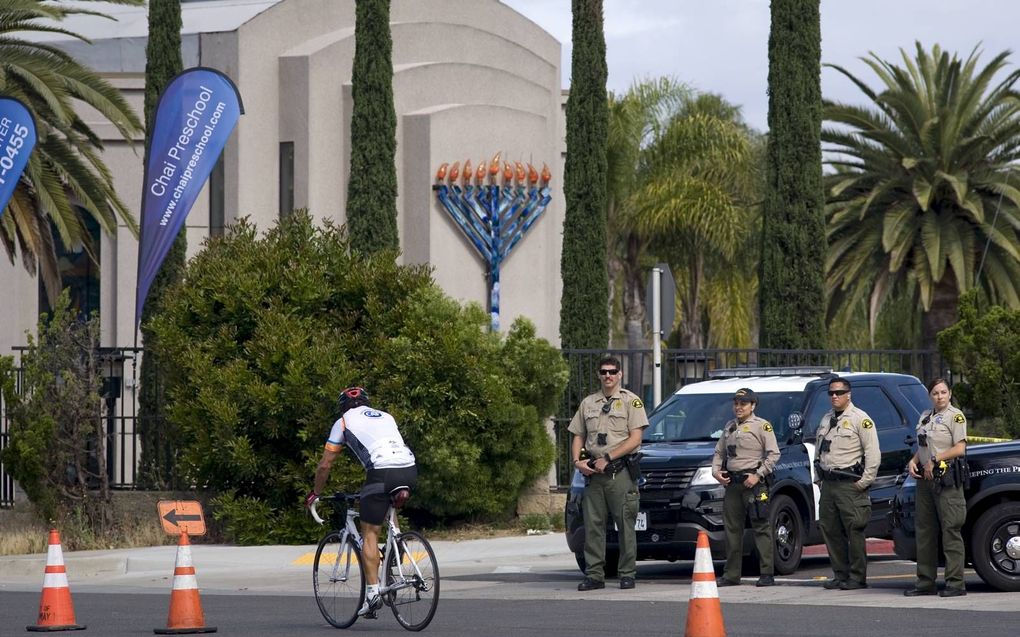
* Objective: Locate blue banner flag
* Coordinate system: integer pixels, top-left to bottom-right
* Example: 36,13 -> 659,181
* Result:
135,67 -> 243,327
0,97 -> 37,218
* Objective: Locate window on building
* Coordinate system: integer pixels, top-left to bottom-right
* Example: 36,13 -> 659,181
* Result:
279,141 -> 294,217
38,212 -> 101,320
209,155 -> 225,236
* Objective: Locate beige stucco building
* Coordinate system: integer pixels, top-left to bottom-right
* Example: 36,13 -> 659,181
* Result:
0,0 -> 566,357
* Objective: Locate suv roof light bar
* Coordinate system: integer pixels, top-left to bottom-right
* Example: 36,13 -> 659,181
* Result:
707,366 -> 835,378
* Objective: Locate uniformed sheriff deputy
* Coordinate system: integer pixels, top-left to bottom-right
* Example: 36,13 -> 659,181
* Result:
904,377 -> 968,598
568,355 -> 649,592
814,376 -> 880,590
711,387 -> 780,587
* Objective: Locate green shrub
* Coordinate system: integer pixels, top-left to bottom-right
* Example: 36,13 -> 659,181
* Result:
151,212 -> 567,543
939,290 -> 1020,438
0,292 -> 114,531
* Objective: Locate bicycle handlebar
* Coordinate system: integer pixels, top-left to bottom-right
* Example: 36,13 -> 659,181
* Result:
309,493 -> 359,525
310,498 -> 325,525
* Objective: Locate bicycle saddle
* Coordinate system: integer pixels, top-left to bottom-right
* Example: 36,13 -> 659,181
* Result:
390,487 -> 411,509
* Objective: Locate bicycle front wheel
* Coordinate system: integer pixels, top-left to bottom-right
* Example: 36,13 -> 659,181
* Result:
313,531 -> 365,629
386,530 -> 439,631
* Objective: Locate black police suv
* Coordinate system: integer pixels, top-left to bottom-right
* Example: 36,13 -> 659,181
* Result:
889,439 -> 1020,591
565,368 -> 930,576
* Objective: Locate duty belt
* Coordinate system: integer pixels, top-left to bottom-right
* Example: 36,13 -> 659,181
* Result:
819,467 -> 861,482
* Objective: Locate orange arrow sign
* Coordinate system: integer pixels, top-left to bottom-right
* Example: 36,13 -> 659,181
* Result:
157,500 -> 206,536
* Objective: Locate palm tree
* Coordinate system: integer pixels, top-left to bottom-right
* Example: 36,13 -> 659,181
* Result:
606,77 -> 691,350
824,43 -> 1020,350
0,0 -> 143,302
621,92 -> 763,348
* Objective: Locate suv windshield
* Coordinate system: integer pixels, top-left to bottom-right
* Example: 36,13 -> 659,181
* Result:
643,391 -> 804,443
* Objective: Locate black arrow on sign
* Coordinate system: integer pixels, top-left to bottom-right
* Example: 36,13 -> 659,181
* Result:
163,510 -> 202,526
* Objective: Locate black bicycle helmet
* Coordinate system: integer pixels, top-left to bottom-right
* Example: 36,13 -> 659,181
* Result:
337,387 -> 370,414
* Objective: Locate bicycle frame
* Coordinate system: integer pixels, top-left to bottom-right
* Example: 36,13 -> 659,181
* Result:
310,497 -> 423,596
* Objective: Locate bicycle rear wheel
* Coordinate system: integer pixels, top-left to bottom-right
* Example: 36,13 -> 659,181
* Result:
313,531 -> 365,628
385,530 -> 439,631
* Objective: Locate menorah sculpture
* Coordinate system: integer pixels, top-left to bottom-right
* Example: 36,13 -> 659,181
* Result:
432,153 -> 552,331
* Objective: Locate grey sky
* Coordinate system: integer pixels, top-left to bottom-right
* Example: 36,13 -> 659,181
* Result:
501,0 -> 1018,132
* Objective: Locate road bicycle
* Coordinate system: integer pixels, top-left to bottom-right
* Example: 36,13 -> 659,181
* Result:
310,491 -> 439,631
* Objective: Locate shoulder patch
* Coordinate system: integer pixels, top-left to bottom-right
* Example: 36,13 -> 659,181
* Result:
632,398 -> 644,409
762,422 -> 773,433
862,419 -> 874,429
954,412 -> 965,424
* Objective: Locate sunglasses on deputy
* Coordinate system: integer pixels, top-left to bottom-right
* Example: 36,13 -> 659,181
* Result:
598,368 -> 619,376
828,389 -> 849,396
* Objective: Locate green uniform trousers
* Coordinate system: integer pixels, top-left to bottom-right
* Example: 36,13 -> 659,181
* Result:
819,480 -> 870,584
582,470 -> 640,581
914,478 -> 967,591
722,481 -> 773,581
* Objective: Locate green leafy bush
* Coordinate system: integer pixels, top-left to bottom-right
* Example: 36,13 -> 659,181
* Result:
0,292 -> 113,530
151,212 -> 567,543
938,290 -> 1020,438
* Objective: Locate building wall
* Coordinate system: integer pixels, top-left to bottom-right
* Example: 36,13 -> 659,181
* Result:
0,0 -> 565,357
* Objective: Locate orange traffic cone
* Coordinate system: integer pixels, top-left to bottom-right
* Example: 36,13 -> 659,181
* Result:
27,528 -> 85,632
684,530 -> 726,637
154,532 -> 216,634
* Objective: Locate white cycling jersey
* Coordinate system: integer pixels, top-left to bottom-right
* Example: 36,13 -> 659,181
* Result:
324,405 -> 415,470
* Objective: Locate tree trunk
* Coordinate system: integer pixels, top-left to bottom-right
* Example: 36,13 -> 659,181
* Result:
921,274 -> 959,353
617,232 -> 648,384
679,253 -> 705,348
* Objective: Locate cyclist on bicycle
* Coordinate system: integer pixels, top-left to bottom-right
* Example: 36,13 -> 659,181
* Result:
306,387 -> 418,617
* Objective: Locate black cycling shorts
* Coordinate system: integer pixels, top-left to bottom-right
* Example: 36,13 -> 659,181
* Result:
359,465 -> 418,525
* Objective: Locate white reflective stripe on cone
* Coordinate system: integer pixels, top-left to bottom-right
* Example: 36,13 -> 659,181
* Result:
693,548 -> 713,573
172,574 -> 199,590
42,572 -> 70,588
690,580 -> 720,599
176,545 -> 194,567
47,543 -> 65,565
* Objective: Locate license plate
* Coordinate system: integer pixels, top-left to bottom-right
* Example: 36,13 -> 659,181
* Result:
617,511 -> 647,531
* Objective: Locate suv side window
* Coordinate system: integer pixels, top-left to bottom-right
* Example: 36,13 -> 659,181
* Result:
802,387 -> 830,441
897,382 -> 930,418
848,385 -> 903,429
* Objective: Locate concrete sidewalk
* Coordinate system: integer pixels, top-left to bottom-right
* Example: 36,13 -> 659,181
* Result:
0,531 -> 575,594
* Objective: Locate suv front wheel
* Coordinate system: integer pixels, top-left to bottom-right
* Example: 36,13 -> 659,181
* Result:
770,494 -> 804,575
971,501 -> 1020,592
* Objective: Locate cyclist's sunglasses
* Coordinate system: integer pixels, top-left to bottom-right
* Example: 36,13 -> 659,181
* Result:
598,368 -> 619,376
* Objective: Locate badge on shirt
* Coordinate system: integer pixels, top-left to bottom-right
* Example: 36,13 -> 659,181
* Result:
632,398 -> 643,409
862,419 -> 874,429
935,414 -> 943,424
763,422 -> 773,432
742,425 -> 750,432
954,413 -> 965,423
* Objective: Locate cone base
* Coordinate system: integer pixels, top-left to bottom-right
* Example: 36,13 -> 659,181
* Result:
26,625 -> 87,632
154,628 -> 217,634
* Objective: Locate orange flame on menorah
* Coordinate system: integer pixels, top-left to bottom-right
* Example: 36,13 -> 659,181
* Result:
434,152 -> 550,187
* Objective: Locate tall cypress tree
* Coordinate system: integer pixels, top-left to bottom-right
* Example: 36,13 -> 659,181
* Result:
559,0 -> 609,351
758,0 -> 826,349
345,0 -> 398,253
138,0 -> 184,488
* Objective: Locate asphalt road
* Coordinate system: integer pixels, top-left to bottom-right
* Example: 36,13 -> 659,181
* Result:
4,593 -> 1019,636
3,534 -> 1019,635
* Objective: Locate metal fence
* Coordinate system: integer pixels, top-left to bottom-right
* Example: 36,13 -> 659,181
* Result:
1,347 -> 144,508
551,348 -> 946,487
1,345 -> 945,507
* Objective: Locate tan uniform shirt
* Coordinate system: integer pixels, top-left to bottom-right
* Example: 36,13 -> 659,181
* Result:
917,405 -> 967,461
815,401 -> 881,487
567,388 -> 649,458
711,414 -> 780,477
